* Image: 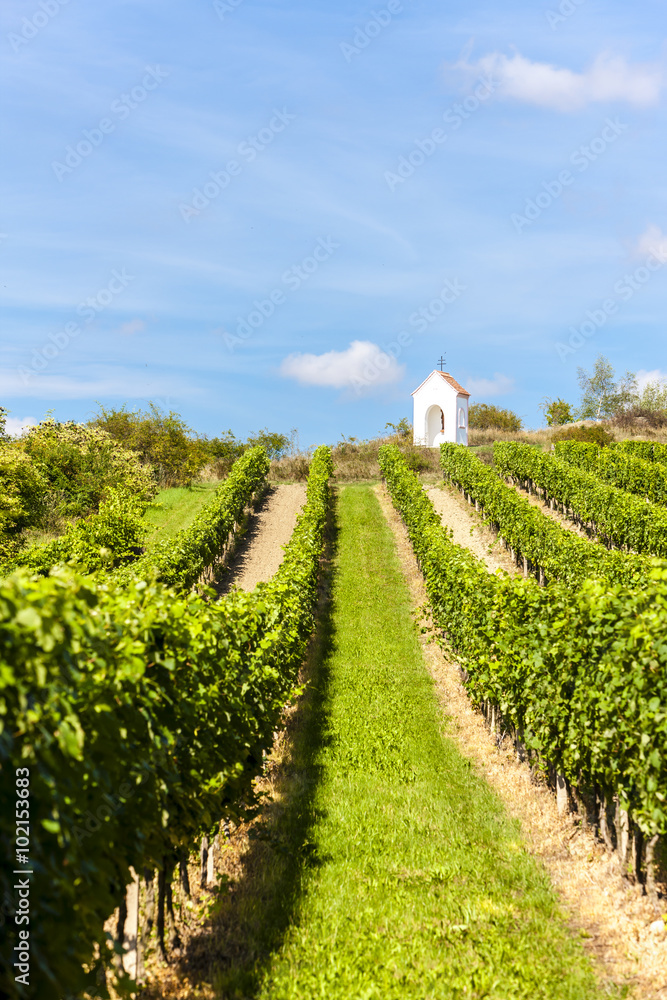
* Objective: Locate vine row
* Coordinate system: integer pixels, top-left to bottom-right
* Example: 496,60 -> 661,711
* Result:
555,440 -> 667,507
614,439 -> 667,465
0,446 -> 332,1000
494,441 -> 667,558
439,443 -> 646,587
115,444 -> 270,590
2,446 -> 270,584
380,443 -> 666,892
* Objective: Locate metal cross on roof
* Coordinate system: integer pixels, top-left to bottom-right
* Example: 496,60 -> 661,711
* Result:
437,356 -> 446,371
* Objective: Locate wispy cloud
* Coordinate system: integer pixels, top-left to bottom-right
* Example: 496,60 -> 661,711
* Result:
450,51 -> 663,111
118,318 -> 146,335
465,373 -> 514,398
279,340 -> 403,392
0,369 -> 184,401
635,224 -> 667,259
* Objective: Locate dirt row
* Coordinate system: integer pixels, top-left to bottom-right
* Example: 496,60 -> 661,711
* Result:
424,482 -> 520,575
217,483 -> 307,593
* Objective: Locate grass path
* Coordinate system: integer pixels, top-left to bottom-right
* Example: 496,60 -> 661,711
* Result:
255,484 -> 607,999
142,482 -> 220,545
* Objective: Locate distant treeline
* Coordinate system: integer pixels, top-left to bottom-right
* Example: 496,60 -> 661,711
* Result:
92,403 -> 291,484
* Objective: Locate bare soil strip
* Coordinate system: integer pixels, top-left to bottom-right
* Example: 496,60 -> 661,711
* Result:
217,483 -> 307,592
376,483 -> 667,1000
424,482 -> 519,576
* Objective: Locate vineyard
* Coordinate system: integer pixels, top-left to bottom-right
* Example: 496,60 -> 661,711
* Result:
1,432 -> 666,998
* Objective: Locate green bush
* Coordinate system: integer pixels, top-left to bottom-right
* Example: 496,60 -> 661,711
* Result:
245,427 -> 290,460
202,429 -> 246,476
21,420 -> 157,520
3,488 -> 149,576
0,445 -> 47,550
94,407 -> 291,485
468,403 -> 523,431
541,397 -> 575,426
202,429 -> 292,477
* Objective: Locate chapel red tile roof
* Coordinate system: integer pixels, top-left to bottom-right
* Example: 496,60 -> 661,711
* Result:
411,371 -> 470,396
437,371 -> 470,396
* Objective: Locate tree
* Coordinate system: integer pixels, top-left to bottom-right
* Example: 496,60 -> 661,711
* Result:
540,397 -> 575,426
576,354 -> 637,419
468,403 -> 523,431
384,418 -> 412,439
92,403 -> 208,486
636,375 -> 667,411
201,430 -> 245,476
245,428 -> 290,460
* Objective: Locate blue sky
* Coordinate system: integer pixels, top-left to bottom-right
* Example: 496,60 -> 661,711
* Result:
2,0 -> 667,443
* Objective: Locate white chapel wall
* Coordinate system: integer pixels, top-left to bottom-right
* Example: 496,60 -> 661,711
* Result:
412,373 -> 469,447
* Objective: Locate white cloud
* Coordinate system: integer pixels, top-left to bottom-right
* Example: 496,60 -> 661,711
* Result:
118,319 -> 145,336
5,416 -> 37,437
635,224 -> 667,260
279,340 -> 403,393
465,373 -> 514,399
636,368 -> 667,392
454,51 -> 663,111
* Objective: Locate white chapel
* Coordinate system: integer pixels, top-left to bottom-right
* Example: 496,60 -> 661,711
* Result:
412,367 -> 470,447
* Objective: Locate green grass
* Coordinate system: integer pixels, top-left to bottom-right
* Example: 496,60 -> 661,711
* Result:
250,485 -> 610,1000
142,482 -> 220,546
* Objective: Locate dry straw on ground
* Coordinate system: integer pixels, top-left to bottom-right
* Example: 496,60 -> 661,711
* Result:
375,483 -> 667,1000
